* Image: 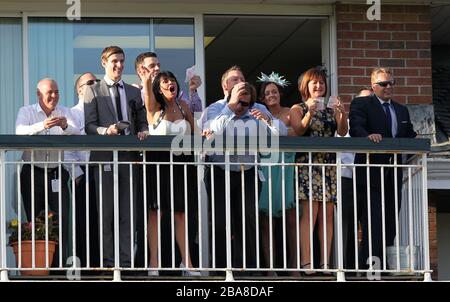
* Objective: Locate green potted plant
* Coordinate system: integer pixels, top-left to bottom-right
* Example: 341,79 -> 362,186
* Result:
8,210 -> 59,276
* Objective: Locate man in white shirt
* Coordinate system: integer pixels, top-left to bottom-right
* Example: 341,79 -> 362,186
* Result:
66,72 -> 100,269
16,78 -> 79,265
65,72 -> 98,182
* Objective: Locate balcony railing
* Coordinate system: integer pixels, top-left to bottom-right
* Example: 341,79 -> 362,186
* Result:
0,135 -> 430,281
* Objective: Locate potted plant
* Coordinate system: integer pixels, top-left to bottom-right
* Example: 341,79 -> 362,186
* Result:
8,210 -> 59,276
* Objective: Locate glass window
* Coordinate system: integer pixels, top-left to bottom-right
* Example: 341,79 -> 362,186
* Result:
28,17 -> 195,107
0,18 -> 23,134
0,18 -> 24,269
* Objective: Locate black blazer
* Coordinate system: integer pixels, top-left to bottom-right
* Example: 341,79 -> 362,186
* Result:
84,79 -> 148,162
349,94 -> 416,187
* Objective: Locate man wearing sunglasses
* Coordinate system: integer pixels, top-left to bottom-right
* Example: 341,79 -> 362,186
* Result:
63,72 -> 101,270
73,72 -> 100,134
349,67 -> 416,270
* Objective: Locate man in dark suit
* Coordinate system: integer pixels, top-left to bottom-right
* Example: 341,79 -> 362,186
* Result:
84,46 -> 148,269
349,67 -> 416,269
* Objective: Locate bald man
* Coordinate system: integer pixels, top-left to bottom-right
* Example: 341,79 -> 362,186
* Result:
65,72 -> 101,269
16,78 -> 79,266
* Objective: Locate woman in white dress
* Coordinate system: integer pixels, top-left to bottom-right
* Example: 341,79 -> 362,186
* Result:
142,69 -> 198,275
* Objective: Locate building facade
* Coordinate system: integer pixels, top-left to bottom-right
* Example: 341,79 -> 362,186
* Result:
1,0 -> 449,280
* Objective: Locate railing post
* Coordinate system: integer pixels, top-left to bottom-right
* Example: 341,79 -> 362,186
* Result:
336,152 -> 345,282
0,150 -> 9,281
421,153 -> 432,282
224,151 -> 234,282
113,150 -> 121,281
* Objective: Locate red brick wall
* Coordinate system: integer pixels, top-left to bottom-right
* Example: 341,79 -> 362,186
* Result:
428,196 -> 438,280
336,4 -> 432,109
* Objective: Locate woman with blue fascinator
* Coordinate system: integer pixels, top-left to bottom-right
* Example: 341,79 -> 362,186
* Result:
257,72 -> 299,276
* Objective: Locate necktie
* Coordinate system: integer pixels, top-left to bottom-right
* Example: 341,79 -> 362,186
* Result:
111,82 -> 124,135
382,102 -> 393,137
112,82 -> 123,121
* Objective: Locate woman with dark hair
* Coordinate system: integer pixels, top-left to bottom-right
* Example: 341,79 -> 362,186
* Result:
290,67 -> 347,274
141,69 -> 199,276
257,72 -> 299,276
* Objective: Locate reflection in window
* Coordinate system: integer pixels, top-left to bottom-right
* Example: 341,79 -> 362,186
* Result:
28,18 -> 195,107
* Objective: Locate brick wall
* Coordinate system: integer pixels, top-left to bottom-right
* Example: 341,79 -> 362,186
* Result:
336,4 -> 432,109
428,195 -> 438,280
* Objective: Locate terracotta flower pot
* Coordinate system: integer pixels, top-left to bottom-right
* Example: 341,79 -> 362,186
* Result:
11,240 -> 57,276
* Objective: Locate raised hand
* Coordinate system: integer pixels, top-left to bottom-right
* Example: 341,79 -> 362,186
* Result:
249,108 -> 269,123
305,98 -> 318,115
189,75 -> 202,93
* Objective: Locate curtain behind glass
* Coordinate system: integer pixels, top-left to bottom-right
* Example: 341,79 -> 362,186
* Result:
0,18 -> 24,271
0,18 -> 23,134
28,18 -> 74,107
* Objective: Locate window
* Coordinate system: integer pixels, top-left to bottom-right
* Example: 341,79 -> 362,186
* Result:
28,17 -> 195,107
0,18 -> 23,134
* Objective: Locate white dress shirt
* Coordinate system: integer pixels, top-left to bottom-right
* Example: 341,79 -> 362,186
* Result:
16,103 -> 79,168
337,119 -> 354,179
63,99 -> 89,179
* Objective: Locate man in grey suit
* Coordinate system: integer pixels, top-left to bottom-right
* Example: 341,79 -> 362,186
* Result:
84,46 -> 148,269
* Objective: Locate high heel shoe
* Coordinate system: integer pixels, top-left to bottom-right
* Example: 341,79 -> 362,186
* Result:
300,263 -> 314,276
148,270 -> 159,277
320,263 -> 332,275
180,262 -> 202,277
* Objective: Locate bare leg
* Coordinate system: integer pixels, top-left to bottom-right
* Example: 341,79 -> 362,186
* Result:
147,209 -> 159,269
318,202 -> 334,269
300,200 -> 318,270
174,212 -> 193,268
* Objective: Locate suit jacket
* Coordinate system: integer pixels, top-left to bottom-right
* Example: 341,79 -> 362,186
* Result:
84,79 -> 148,161
349,94 -> 416,187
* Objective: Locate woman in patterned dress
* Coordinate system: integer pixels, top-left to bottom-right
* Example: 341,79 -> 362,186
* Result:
290,67 -> 347,273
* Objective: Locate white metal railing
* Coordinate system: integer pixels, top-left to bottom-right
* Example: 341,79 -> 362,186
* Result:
0,136 -> 431,281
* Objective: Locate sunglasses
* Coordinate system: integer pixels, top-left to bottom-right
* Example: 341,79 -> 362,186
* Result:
375,80 -> 395,87
80,79 -> 100,88
238,100 -> 250,107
